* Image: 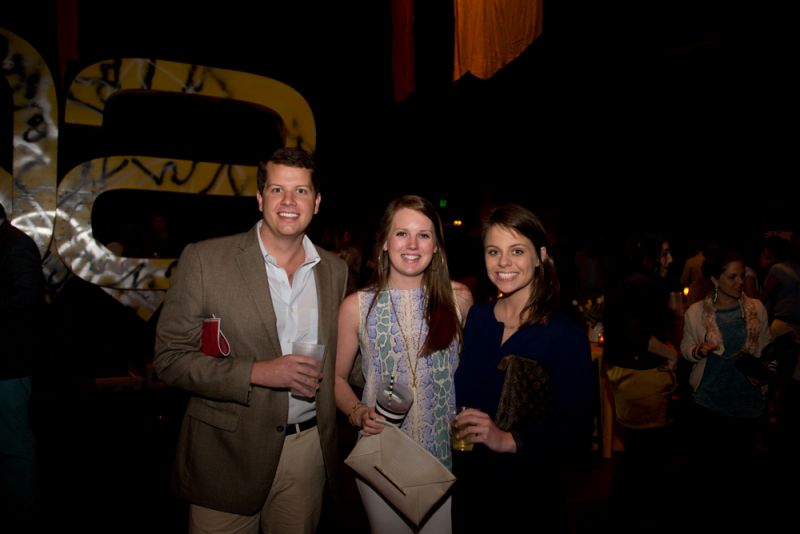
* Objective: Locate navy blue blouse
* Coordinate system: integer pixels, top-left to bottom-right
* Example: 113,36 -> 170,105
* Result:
454,301 -> 595,458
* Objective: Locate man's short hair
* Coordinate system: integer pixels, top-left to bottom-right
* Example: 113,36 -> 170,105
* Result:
256,147 -> 318,193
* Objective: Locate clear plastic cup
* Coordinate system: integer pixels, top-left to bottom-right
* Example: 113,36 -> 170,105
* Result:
291,341 -> 325,362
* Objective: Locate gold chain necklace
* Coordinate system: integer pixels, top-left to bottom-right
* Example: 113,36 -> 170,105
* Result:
387,289 -> 425,388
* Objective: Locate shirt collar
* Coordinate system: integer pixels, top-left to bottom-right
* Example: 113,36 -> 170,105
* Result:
255,221 -> 320,268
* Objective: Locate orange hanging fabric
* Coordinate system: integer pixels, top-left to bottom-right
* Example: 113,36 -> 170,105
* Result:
453,0 -> 543,80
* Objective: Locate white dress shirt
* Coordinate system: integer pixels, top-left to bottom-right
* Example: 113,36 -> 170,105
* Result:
256,221 -> 320,424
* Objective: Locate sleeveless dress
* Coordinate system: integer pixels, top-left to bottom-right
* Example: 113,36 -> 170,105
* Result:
358,288 -> 458,468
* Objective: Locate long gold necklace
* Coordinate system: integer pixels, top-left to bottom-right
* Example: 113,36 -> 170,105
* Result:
387,289 -> 425,388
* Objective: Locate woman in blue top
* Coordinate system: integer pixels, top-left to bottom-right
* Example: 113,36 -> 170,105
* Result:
453,204 -> 594,533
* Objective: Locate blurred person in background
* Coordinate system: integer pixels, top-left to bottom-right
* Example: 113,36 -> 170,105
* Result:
603,232 -> 679,531
681,248 -> 770,526
0,202 -> 46,532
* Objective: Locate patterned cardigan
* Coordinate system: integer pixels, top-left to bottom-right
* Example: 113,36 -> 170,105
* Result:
680,294 -> 770,391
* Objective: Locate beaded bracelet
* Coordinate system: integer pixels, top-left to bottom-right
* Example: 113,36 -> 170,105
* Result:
348,401 -> 367,427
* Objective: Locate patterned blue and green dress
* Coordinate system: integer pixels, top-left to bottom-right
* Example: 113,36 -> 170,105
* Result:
358,287 -> 458,468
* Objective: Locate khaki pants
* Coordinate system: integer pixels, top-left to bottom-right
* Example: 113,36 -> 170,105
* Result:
189,425 -> 324,534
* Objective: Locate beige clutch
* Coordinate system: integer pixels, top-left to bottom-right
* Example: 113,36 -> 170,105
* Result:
344,422 -> 455,526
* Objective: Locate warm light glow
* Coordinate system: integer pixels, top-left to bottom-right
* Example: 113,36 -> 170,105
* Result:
683,287 -> 689,296
453,219 -> 462,226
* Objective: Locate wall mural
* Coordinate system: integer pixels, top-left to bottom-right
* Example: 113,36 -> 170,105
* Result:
1,29 -> 316,320
0,28 -> 58,257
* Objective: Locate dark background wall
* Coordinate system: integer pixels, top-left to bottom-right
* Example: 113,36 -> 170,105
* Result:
3,1 -> 795,240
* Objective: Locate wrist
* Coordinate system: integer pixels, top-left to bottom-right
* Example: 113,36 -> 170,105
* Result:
348,401 -> 367,427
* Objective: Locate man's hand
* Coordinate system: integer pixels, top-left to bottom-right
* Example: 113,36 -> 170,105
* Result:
250,356 -> 322,397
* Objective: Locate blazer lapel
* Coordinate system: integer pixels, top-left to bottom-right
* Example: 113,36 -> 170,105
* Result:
235,229 -> 282,360
314,247 -> 336,349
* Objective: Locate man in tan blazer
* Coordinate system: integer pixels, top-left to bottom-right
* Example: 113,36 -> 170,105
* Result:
155,147 -> 348,534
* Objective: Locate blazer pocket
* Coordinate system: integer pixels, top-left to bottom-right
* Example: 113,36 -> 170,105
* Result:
187,399 -> 240,432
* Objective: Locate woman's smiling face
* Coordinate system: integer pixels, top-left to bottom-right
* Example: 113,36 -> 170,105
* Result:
484,225 -> 539,298
383,207 -> 436,283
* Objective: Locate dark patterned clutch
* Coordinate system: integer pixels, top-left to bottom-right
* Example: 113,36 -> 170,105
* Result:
495,355 -> 551,431
735,353 -> 772,386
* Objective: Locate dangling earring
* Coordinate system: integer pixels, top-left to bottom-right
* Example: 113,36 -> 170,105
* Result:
712,285 -> 719,304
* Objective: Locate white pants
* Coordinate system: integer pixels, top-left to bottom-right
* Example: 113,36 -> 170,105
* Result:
356,478 -> 452,534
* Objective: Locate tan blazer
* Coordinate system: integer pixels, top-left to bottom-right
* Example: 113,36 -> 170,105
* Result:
154,226 -> 348,514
